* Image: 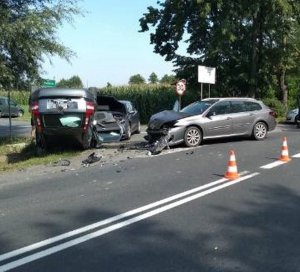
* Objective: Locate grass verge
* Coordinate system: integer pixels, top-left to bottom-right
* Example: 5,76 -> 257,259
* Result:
0,137 -> 81,172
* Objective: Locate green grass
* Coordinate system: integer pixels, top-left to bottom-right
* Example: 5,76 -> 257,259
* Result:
0,137 -> 81,172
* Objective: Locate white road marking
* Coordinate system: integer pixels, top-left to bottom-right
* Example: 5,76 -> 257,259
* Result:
292,153 -> 300,158
0,172 -> 248,263
0,172 -> 258,271
260,160 -> 287,169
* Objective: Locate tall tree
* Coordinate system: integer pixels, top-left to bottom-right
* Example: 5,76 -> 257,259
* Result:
129,74 -> 145,85
148,72 -> 158,84
139,0 -> 300,102
0,0 -> 81,89
160,74 -> 176,85
57,75 -> 83,88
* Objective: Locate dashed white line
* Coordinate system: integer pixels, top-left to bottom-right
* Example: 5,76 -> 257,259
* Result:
260,160 -> 287,169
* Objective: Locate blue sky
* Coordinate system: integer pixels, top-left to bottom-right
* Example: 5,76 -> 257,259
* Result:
42,0 -> 175,88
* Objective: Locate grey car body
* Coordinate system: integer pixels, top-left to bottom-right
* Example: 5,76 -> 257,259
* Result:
147,97 -> 277,147
0,96 -> 24,117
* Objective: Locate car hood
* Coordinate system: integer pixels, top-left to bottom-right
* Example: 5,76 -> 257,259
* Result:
148,110 -> 191,129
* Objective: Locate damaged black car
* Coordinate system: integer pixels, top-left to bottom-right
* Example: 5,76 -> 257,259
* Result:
93,95 -> 140,143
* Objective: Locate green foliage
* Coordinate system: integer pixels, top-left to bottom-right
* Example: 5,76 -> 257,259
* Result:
139,0 -> 300,100
160,74 -> 177,85
0,90 -> 30,105
0,0 -> 82,89
148,72 -> 158,84
96,85 -> 198,123
57,75 -> 83,88
128,74 -> 145,85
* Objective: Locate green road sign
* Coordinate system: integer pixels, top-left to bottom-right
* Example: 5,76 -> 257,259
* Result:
42,79 -> 56,88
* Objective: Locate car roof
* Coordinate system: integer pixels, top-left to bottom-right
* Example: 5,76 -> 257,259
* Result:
202,97 -> 259,102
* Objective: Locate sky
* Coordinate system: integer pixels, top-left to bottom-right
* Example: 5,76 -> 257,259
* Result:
42,0 -> 175,88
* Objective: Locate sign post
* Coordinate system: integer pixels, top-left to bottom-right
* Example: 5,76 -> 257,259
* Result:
176,79 -> 186,111
198,66 -> 216,100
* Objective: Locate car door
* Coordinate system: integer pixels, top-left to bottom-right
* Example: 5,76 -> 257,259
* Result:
202,101 -> 232,137
229,101 -> 257,134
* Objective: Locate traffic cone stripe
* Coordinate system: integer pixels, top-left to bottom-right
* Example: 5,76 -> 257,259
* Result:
224,150 -> 240,180
279,137 -> 291,162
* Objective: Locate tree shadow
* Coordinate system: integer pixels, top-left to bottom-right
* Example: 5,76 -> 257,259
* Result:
1,184 -> 300,271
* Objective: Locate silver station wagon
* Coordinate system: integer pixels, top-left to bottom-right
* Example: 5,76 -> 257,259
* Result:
146,98 -> 277,147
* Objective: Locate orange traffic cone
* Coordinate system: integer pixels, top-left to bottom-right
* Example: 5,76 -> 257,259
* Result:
279,137 -> 291,162
224,150 -> 240,180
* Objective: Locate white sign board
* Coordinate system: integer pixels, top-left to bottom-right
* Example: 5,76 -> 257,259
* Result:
198,66 -> 216,84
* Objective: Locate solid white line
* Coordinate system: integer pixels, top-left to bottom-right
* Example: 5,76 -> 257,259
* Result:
0,172 -> 248,262
292,153 -> 300,158
260,160 -> 287,169
0,172 -> 259,271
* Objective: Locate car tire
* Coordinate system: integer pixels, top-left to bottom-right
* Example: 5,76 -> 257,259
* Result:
82,126 -> 93,150
36,132 -> 47,155
136,121 -> 141,134
124,123 -> 131,140
18,110 -> 24,117
252,121 -> 267,140
294,115 -> 299,124
184,126 -> 202,147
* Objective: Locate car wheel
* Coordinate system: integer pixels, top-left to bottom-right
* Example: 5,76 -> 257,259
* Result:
184,126 -> 202,147
18,110 -> 24,117
36,132 -> 47,155
125,123 -> 132,140
252,122 -> 267,140
136,121 -> 141,134
294,115 -> 299,124
82,126 -> 93,150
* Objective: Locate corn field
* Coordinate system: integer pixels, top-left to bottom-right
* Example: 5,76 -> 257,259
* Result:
0,85 -> 199,123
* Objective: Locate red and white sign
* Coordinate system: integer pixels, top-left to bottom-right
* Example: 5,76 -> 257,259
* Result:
176,79 -> 186,96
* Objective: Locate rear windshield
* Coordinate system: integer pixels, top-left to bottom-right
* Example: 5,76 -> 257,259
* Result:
181,100 -> 218,115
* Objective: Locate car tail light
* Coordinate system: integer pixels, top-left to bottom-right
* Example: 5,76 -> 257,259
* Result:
31,101 -> 42,132
83,101 -> 95,130
269,111 -> 277,118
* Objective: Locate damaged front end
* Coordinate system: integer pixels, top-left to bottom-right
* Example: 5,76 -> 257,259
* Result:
92,111 -> 125,143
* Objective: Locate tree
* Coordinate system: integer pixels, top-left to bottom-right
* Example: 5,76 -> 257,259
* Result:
139,0 -> 300,102
57,75 -> 83,88
148,72 -> 158,84
129,74 -> 145,85
160,74 -> 176,85
0,0 -> 81,89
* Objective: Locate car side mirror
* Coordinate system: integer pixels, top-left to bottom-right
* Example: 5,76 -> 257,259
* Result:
206,111 -> 215,118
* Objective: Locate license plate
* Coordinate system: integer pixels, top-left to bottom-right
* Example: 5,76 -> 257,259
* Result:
46,99 -> 78,110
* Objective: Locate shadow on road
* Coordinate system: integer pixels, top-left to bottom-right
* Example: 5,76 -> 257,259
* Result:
1,183 -> 300,271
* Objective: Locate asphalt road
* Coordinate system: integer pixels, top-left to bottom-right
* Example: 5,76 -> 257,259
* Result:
0,124 -> 300,271
0,118 -> 31,138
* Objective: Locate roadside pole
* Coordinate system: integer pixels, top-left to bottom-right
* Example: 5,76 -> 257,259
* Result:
8,89 -> 12,140
176,79 -> 186,110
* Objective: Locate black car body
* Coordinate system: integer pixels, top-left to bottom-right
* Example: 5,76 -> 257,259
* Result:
30,88 -> 96,149
0,96 -> 24,117
94,96 -> 140,141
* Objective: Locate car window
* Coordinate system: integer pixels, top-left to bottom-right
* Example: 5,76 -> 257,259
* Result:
244,101 -> 262,111
181,100 -> 217,115
208,101 -> 231,116
0,99 -> 4,105
230,101 -> 246,113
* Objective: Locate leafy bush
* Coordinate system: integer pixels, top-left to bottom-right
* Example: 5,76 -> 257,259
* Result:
0,90 -> 30,105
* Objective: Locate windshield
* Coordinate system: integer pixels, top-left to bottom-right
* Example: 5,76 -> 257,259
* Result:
181,100 -> 218,115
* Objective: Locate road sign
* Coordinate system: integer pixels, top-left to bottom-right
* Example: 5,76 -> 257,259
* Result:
198,66 -> 216,84
176,79 -> 186,96
42,79 -> 56,88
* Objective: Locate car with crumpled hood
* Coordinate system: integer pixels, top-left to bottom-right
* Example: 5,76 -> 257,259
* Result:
30,88 -> 96,149
146,97 -> 277,147
92,95 -> 140,142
